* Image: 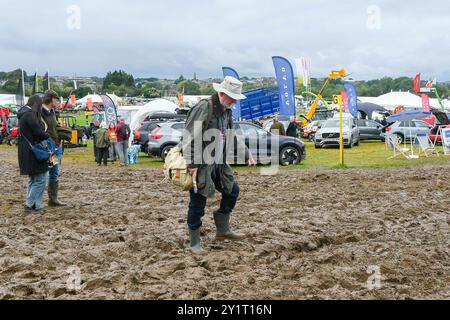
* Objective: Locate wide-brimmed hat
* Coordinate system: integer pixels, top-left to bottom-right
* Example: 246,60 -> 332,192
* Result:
213,76 -> 247,100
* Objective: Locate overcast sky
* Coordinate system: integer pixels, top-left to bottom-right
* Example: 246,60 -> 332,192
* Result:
1,0 -> 449,80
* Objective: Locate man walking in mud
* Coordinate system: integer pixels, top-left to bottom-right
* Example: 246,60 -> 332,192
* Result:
182,76 -> 256,254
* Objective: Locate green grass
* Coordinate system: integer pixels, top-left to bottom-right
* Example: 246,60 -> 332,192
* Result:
298,140 -> 448,169
2,139 -> 448,170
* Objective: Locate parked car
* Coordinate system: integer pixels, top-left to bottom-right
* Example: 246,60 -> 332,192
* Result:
382,120 -> 433,143
133,113 -> 186,152
429,124 -> 450,145
302,120 -> 325,141
148,121 -> 307,166
356,119 -> 384,141
314,117 -> 360,148
133,121 -> 160,153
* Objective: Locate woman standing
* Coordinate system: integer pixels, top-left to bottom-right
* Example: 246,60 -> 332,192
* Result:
108,122 -> 118,163
17,95 -> 51,213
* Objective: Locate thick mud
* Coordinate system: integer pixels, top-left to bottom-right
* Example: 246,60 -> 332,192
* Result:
0,149 -> 449,299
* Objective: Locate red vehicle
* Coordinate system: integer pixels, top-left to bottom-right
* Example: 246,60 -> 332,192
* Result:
302,120 -> 325,141
428,108 -> 450,145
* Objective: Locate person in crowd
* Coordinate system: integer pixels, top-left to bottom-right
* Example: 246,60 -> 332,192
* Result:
270,116 -> 286,135
286,116 -> 298,138
42,90 -> 66,207
108,122 -> 119,163
256,117 -> 265,128
18,95 -> 51,213
116,118 -> 130,166
94,122 -> 110,166
91,120 -> 100,162
182,76 -> 256,254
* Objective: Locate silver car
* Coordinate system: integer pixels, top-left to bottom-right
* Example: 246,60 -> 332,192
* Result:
314,118 -> 360,148
383,120 -> 433,143
147,122 -> 185,161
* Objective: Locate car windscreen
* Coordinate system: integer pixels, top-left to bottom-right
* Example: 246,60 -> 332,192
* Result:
323,120 -> 350,128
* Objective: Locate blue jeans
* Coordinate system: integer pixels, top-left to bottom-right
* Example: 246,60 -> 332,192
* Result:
187,180 -> 240,231
26,172 -> 48,209
49,147 -> 63,182
117,141 -> 129,165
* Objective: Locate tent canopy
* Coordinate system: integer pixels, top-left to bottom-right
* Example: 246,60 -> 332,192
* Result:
76,94 -> 103,104
129,99 -> 179,143
387,110 -> 432,122
0,94 -> 17,105
358,102 -> 388,119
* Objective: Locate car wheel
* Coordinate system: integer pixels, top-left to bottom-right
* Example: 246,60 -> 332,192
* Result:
279,146 -> 301,166
161,145 -> 175,162
346,136 -> 353,148
396,133 -> 404,144
314,144 -> 321,149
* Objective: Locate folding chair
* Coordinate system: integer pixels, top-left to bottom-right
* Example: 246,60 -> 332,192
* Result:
415,133 -> 438,158
386,133 -> 411,160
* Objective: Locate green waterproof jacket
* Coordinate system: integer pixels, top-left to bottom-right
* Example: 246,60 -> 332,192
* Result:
182,94 -> 249,198
95,128 -> 110,148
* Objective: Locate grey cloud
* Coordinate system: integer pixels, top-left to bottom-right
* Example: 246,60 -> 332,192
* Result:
0,0 -> 449,80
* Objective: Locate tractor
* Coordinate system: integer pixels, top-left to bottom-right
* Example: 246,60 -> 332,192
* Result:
58,115 -> 88,148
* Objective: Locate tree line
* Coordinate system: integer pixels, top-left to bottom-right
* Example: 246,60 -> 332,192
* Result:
1,69 -> 449,101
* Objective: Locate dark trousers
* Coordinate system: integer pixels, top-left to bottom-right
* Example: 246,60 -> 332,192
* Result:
97,147 -> 109,165
187,179 -> 240,231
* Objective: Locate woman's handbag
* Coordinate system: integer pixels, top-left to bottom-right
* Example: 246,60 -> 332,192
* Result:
21,130 -> 57,162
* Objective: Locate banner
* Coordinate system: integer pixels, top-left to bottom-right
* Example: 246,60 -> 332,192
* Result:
43,72 -> 50,91
272,56 -> 296,116
177,93 -> 184,106
222,67 -> 241,120
442,128 -> 450,155
341,91 -> 349,113
344,83 -> 358,117
295,57 -> 311,89
421,94 -> 430,112
413,73 -> 421,93
87,98 -> 93,111
32,72 -> 38,95
16,69 -> 26,107
101,94 -> 118,125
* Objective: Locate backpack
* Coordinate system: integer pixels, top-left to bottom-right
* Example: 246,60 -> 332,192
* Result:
119,124 -> 130,139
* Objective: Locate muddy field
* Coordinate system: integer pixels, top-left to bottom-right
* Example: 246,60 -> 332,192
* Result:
0,148 -> 449,300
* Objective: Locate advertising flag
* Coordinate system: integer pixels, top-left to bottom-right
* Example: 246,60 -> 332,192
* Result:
413,73 -> 421,93
272,56 -> 296,116
43,72 -> 50,91
222,67 -> 241,120
32,72 -> 38,95
341,91 -> 349,113
101,94 -> 118,125
344,83 -> 358,117
16,69 -> 26,107
421,94 -> 430,112
87,98 -> 93,111
295,57 -> 311,89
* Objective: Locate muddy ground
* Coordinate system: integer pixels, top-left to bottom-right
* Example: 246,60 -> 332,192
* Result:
0,148 -> 449,300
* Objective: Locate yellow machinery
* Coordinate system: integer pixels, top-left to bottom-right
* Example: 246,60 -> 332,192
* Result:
301,69 -> 347,127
